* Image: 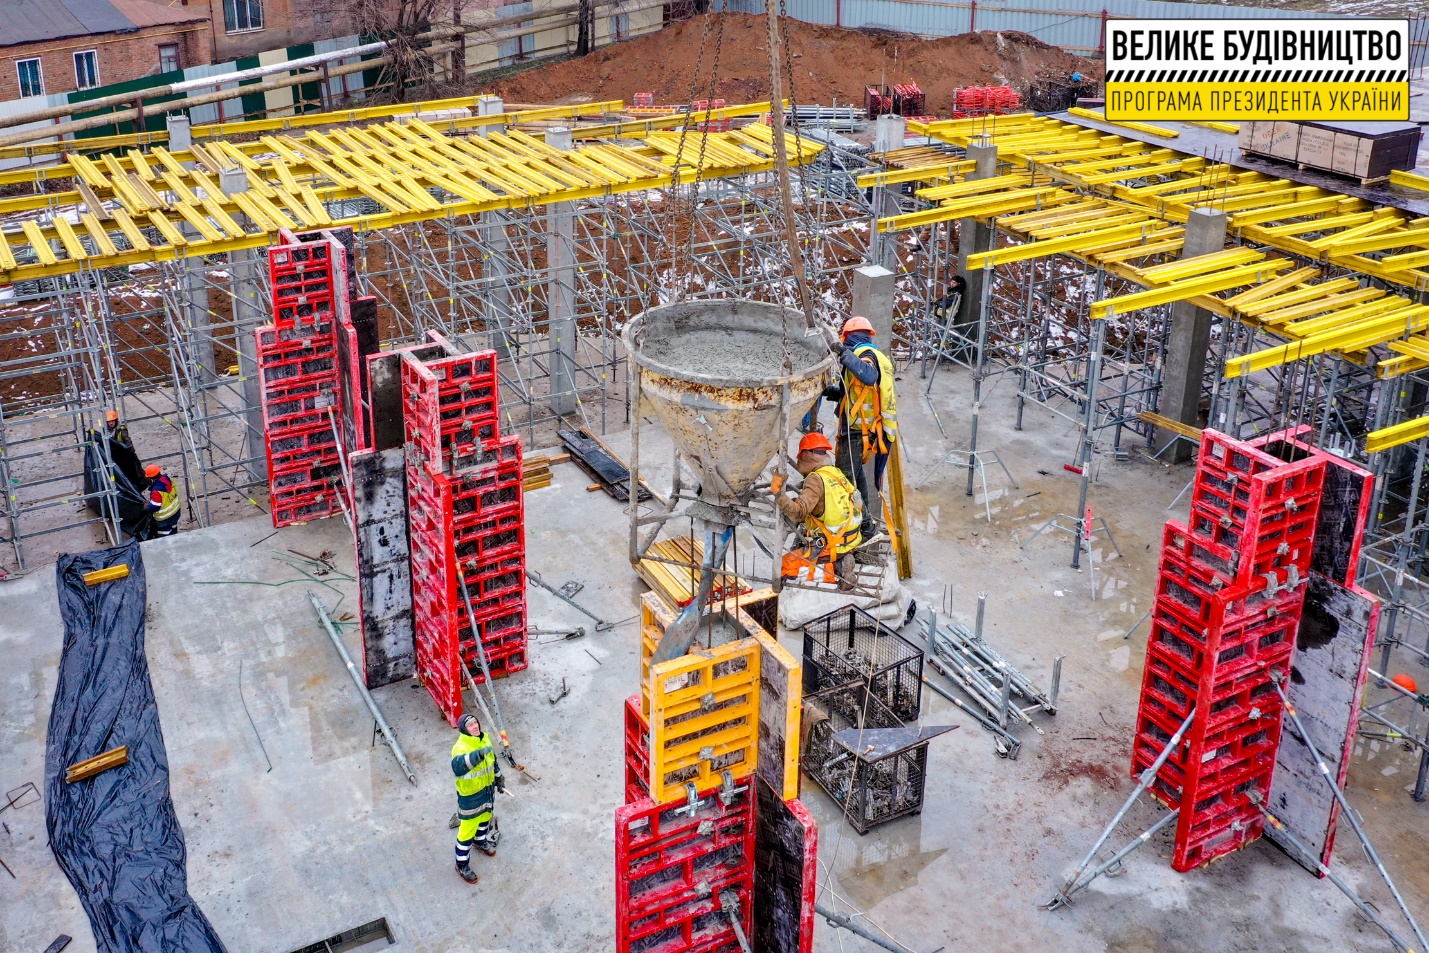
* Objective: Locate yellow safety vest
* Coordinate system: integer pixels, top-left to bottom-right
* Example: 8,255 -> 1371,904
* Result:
153,478 -> 180,522
452,731 -> 498,820
807,465 -> 863,558
840,344 -> 898,455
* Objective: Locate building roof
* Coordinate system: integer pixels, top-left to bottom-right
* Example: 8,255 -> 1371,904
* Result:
0,0 -> 205,48
108,0 -> 208,30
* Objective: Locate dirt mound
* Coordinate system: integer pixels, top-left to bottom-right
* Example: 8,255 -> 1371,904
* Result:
489,13 -> 1098,114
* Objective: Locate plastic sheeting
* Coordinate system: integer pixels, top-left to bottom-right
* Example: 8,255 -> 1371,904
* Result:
81,433 -> 153,540
46,542 -> 229,953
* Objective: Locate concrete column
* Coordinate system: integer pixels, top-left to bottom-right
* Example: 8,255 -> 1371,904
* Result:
546,126 -> 578,416
166,113 -> 191,152
477,95 -> 504,138
957,141 -> 999,330
219,169 -> 267,482
870,115 -> 906,271
1157,207 -> 1228,461
852,265 -> 896,344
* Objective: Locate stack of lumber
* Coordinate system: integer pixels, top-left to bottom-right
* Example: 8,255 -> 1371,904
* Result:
637,536 -> 753,608
522,453 -> 567,492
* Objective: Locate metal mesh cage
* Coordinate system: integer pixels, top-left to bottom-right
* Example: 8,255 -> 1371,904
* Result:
801,682 -> 929,835
802,604 -> 924,722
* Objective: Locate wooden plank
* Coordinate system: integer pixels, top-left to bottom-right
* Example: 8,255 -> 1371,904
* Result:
65,745 -> 128,783
82,564 -> 129,585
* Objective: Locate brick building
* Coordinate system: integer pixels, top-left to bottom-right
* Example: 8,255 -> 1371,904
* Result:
0,0 -> 212,101
201,0 -> 356,61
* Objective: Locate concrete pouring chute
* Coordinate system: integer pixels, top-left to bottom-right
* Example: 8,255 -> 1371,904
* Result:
623,300 -> 834,508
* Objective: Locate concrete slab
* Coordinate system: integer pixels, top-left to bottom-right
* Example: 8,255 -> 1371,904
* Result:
2,365 -> 1427,953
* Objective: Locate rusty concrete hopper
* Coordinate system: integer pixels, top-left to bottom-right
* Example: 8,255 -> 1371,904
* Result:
624,300 -> 834,506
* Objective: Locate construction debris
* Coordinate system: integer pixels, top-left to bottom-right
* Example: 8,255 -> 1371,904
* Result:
64,746 -> 128,784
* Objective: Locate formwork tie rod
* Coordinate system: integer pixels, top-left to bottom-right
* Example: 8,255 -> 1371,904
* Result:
309,592 -> 417,784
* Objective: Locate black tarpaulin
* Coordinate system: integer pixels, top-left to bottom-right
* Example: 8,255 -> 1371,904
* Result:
46,542 -> 228,953
81,434 -> 152,539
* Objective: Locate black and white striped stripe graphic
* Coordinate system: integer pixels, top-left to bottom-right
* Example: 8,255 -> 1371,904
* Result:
1104,69 -> 1409,83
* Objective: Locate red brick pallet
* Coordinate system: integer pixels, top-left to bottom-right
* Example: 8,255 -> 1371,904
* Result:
1131,428 -> 1326,872
616,785 -> 755,953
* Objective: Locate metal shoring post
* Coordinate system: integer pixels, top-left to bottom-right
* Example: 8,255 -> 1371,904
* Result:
1366,381 -> 1399,542
1072,297 -> 1108,572
1271,674 -> 1429,951
1384,436 -> 1427,681
966,229 -> 996,498
310,592 -> 417,784
1318,356 -> 1341,447
1046,706 -> 1195,910
1014,254 -> 1038,431
628,359 -> 642,566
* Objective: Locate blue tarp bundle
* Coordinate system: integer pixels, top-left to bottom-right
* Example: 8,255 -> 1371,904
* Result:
46,542 -> 228,953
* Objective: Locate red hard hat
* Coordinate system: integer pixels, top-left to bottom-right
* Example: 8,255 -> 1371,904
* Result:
105,410 -> 118,423
145,464 -> 161,479
799,432 -> 833,454
1393,674 -> 1419,694
841,316 -> 874,338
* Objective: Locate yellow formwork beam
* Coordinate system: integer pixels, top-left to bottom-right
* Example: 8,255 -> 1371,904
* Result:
1135,248 -> 1265,285
916,172 -> 1036,201
1390,169 -> 1429,193
1223,267 -> 1322,309
1366,415 -> 1429,453
1090,259 -> 1292,320
855,161 -> 971,189
1248,286 -> 1384,326
1225,305 -> 1429,377
1230,196 -> 1363,227
966,221 -> 1159,270
1320,224 -> 1429,256
1067,107 -> 1180,139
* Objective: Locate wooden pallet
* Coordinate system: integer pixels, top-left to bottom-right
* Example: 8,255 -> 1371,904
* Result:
636,535 -> 753,608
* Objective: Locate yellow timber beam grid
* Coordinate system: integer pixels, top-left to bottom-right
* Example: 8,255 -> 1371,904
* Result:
0,102 -> 816,283
861,113 -> 1429,456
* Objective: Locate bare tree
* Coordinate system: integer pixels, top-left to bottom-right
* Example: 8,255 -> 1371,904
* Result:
340,0 -> 458,102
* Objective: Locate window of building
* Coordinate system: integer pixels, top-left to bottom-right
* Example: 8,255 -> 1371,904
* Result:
74,50 -> 99,90
158,43 -> 180,74
224,0 -> 264,33
15,58 -> 42,98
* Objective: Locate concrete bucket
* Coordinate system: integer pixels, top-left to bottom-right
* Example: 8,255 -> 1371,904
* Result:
624,300 -> 836,506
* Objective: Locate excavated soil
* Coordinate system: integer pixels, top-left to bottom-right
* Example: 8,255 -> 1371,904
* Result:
489,13 -> 1099,113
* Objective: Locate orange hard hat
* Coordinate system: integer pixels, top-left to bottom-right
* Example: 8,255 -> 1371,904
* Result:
799,432 -> 833,454
841,316 -> 874,339
1393,674 -> 1419,694
145,464 -> 161,479
105,410 -> 118,423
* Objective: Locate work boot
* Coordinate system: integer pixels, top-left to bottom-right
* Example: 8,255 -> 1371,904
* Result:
456,863 -> 479,884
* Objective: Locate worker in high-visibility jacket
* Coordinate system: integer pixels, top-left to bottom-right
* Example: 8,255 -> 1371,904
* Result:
822,316 -> 897,540
451,714 -> 504,884
773,431 -> 864,587
104,409 -> 131,447
143,464 -> 181,537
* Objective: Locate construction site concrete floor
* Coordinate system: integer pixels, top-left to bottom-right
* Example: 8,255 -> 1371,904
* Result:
3,364 -> 1428,952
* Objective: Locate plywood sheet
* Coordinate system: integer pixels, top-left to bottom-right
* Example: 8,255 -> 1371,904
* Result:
353,447 -> 415,687
753,777 -> 817,953
755,631 -> 802,801
1267,573 -> 1378,873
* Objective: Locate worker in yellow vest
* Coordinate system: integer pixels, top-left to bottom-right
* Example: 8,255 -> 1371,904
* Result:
772,431 -> 864,587
143,464 -> 181,537
823,316 -> 897,540
451,714 -> 504,884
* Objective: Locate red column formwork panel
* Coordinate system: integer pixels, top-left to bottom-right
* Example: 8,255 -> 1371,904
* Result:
1132,428 -> 1327,872
256,238 -> 350,527
626,695 -> 652,805
616,785 -> 756,953
401,341 -> 526,727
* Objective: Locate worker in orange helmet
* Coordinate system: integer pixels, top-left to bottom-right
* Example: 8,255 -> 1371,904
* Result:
143,464 -> 181,537
771,431 -> 863,587
822,315 -> 897,541
104,409 -> 131,447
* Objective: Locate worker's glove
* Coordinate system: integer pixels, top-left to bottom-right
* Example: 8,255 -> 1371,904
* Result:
828,338 -> 846,355
495,776 -> 506,794
770,473 -> 786,494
